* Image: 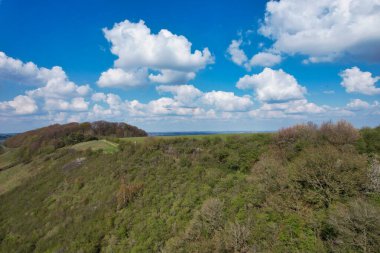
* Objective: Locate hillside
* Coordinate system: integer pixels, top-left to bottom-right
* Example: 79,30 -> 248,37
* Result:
0,121 -> 379,252
2,121 -> 147,161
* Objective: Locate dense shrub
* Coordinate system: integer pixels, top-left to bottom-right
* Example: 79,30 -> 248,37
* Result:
326,199 -> 380,253
357,126 -> 380,154
275,122 -> 318,146
368,156 -> 380,193
292,145 -> 368,207
320,120 -> 360,145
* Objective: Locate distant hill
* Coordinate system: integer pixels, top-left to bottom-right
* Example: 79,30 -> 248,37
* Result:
4,121 -> 147,156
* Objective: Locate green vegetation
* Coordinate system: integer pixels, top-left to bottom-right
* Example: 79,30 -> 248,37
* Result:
0,121 -> 379,252
71,139 -> 119,154
4,121 -> 147,160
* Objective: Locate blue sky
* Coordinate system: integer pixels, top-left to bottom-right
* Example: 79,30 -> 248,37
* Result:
0,0 -> 379,132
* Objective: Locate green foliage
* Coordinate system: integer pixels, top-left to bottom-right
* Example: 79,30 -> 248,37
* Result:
291,144 -> 368,207
357,126 -> 380,154
0,121 -> 379,252
325,199 -> 380,252
4,121 -> 147,158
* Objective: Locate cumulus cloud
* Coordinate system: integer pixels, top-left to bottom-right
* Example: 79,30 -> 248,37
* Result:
227,40 -> 281,70
0,52 -> 91,100
259,0 -> 380,63
44,97 -> 89,112
345,99 -> 380,116
0,95 -> 38,115
156,84 -> 202,105
346,98 -> 371,110
201,91 -> 253,111
227,40 -> 248,66
249,52 -> 281,68
156,85 -> 253,112
97,68 -> 148,88
97,20 -> 214,88
149,70 -> 196,84
260,99 -> 325,114
236,67 -> 306,102
0,51 -> 91,120
91,92 -> 107,102
0,51 -> 73,87
340,67 -> 380,95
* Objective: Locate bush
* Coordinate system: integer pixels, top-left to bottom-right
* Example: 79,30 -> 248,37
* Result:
275,122 -> 318,146
184,198 -> 225,240
292,145 -> 368,207
368,156 -> 380,193
357,126 -> 380,154
326,199 -> 380,253
320,120 -> 360,145
223,222 -> 251,252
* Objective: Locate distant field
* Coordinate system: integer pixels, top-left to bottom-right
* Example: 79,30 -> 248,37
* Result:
120,132 -> 272,143
71,139 -> 119,153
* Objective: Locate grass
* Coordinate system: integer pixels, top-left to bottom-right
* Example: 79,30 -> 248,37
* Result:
70,139 -> 119,153
0,148 -> 44,196
0,164 -> 36,195
0,148 -> 18,170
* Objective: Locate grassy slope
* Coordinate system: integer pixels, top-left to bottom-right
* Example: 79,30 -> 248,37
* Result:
0,128 -> 379,253
71,139 -> 119,153
0,134 -> 271,252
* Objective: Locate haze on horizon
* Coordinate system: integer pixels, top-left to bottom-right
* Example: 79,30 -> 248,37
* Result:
0,0 -> 379,132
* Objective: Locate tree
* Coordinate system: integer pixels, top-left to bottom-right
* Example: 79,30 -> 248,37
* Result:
326,199 -> 380,253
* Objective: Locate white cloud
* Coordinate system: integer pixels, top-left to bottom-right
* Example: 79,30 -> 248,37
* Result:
91,92 -> 107,102
149,70 -> 195,84
249,52 -> 281,68
340,67 -> 380,95
346,98 -> 370,110
156,84 -> 202,105
260,99 -> 325,114
27,78 -> 90,99
236,68 -> 306,102
97,68 -> 148,88
0,51 -> 77,89
0,51 -> 91,120
0,95 -> 38,115
44,97 -> 89,112
0,51 -> 92,100
227,40 -> 248,66
97,20 -> 214,87
227,40 -> 281,70
201,91 -> 253,111
346,99 -> 380,116
156,85 -> 253,112
260,0 -> 380,62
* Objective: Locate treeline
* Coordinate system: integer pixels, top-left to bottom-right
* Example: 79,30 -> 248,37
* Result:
4,121 -> 147,159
